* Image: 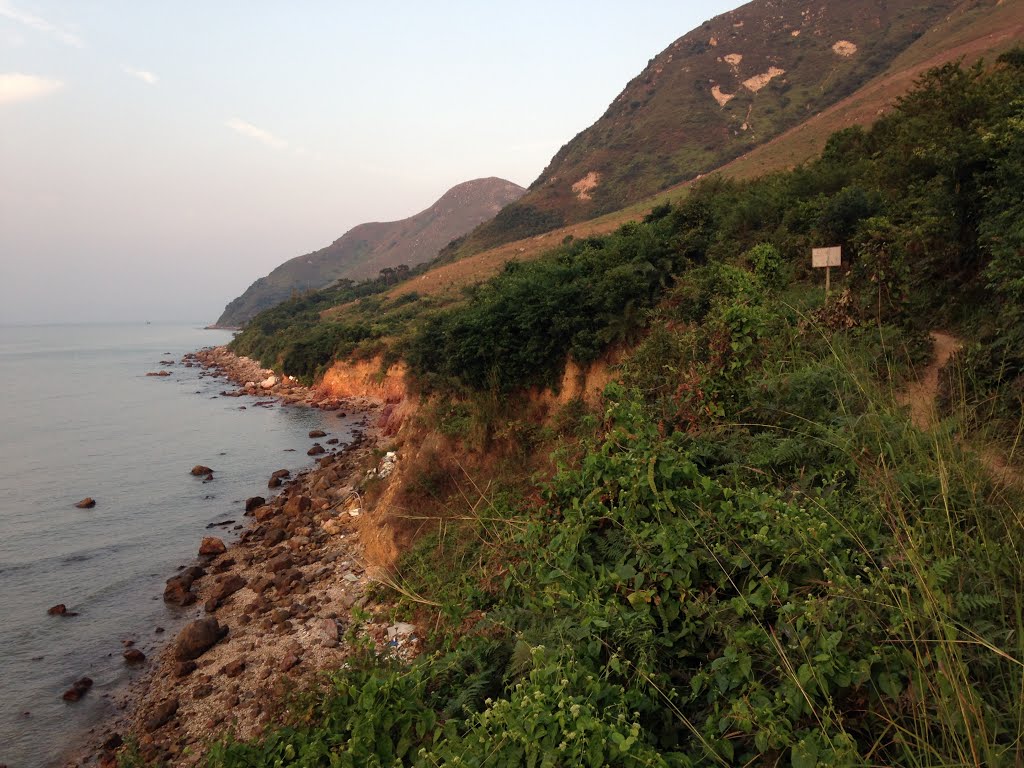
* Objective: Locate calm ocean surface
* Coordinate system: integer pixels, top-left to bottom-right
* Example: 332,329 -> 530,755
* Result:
0,324 -> 345,768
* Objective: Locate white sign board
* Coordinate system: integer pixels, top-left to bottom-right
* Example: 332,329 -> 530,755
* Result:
812,246 -> 841,268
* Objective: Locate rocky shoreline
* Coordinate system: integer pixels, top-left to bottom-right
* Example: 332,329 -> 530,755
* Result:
71,346 -> 411,767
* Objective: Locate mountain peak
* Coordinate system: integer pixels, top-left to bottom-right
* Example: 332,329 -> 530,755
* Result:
455,0 -> 967,256
215,177 -> 525,327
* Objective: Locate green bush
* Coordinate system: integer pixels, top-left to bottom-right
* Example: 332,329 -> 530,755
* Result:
746,242 -> 785,288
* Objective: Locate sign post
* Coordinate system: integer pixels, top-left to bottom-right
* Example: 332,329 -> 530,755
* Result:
812,246 -> 842,299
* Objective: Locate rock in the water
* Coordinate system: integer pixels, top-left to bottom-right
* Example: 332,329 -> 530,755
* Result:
145,698 -> 178,731
123,648 -> 146,664
74,497 -> 96,509
163,579 -> 195,606
47,604 -> 67,616
163,565 -> 205,606
190,465 -> 213,476
308,429 -> 326,438
307,443 -> 326,456
244,496 -> 266,512
267,476 -> 282,489
175,618 -> 226,660
198,537 -> 226,557
145,371 -> 171,377
61,677 -> 93,702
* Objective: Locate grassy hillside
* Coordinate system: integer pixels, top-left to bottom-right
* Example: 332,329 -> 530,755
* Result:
445,0 -> 974,259
373,0 -> 1024,309
215,177 -> 524,328
191,52 -> 1024,767
230,1 -> 1024,385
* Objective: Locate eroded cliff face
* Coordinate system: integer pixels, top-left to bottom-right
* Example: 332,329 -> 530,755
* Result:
316,350 -> 620,429
317,358 -> 408,403
313,352 -> 621,573
316,357 -> 413,438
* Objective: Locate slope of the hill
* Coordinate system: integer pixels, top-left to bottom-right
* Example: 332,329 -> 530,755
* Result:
405,0 -> 1021,303
198,53 -> 1024,768
215,177 -> 525,327
448,0 -> 968,257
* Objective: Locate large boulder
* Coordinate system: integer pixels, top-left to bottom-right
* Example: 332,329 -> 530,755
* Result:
254,505 -> 277,522
75,497 -> 96,509
210,574 -> 246,602
163,566 -> 205,605
244,496 -> 266,512
190,465 -> 213,476
198,537 -> 226,557
145,698 -> 179,731
162,578 -> 195,606
174,618 -> 227,660
283,495 -> 311,517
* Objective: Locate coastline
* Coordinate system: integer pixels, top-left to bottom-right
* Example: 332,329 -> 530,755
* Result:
70,346 -> 401,767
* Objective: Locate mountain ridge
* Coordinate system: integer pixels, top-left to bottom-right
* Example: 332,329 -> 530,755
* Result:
215,177 -> 525,328
446,0 -> 968,258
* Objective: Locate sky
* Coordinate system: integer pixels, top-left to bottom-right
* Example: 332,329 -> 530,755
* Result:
0,1 -> 741,325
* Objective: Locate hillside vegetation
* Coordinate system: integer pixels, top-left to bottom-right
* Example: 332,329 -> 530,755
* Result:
312,0 -> 1020,313
215,178 -> 524,328
194,53 -> 1024,767
444,0 -> 974,259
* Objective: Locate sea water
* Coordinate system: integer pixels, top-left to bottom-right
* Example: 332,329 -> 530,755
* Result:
0,324 -> 350,768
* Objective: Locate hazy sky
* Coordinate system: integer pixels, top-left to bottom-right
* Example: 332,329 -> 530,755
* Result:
0,1 -> 740,324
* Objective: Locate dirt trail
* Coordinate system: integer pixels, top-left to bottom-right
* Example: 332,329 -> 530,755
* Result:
898,331 -> 962,430
901,331 -> 1024,490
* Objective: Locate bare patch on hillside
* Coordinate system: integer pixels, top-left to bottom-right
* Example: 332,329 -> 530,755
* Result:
833,40 -> 858,56
743,66 -> 785,93
709,36 -> 718,47
724,53 -> 743,67
572,171 -> 601,201
791,29 -> 801,37
712,85 -> 736,107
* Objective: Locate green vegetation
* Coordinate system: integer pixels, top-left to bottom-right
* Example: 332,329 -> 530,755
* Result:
229,278 -> 389,384
148,55 -> 1024,768
406,224 -> 675,393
